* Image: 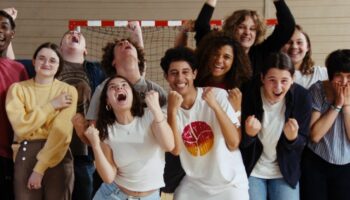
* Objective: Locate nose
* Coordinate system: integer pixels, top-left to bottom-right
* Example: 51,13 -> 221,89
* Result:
243,27 -> 250,34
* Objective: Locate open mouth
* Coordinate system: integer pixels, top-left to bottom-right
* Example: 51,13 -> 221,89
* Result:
273,91 -> 283,97
117,93 -> 127,101
71,36 -> 79,43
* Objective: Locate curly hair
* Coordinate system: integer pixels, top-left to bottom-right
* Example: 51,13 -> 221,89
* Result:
294,25 -> 315,75
195,32 -> 252,89
101,38 -> 146,77
223,9 -> 266,46
96,75 -> 145,141
160,46 -> 197,74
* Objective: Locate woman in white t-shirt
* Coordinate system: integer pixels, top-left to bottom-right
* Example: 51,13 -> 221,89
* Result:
83,75 -> 174,200
281,24 -> 328,89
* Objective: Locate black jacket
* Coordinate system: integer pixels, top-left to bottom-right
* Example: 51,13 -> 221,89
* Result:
240,81 -> 312,187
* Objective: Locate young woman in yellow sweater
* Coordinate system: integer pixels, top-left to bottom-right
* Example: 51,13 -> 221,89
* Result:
5,42 -> 78,200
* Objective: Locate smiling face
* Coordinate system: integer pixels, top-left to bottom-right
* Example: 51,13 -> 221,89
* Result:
106,77 -> 133,111
0,15 -> 15,55
234,16 -> 257,52
33,48 -> 60,79
166,60 -> 197,96
261,68 -> 294,104
208,45 -> 234,81
281,29 -> 309,69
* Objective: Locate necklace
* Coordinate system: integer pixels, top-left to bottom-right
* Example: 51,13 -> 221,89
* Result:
32,78 -> 54,105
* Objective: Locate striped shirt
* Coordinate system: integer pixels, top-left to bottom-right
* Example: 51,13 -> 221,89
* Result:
308,81 -> 350,165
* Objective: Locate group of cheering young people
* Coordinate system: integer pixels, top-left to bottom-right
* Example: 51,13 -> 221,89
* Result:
0,0 -> 350,200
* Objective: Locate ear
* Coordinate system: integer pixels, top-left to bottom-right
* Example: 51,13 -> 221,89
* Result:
193,69 -> 198,79
163,73 -> 168,80
260,74 -> 264,83
32,59 -> 36,69
83,48 -> 88,57
10,30 -> 15,39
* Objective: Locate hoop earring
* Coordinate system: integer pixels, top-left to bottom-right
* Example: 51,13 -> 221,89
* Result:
106,104 -> 111,111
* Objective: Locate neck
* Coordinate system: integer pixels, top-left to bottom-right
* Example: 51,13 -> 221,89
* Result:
114,110 -> 134,125
34,76 -> 54,84
181,87 -> 197,109
116,60 -> 141,85
294,62 -> 302,70
62,49 -> 84,64
211,76 -> 225,84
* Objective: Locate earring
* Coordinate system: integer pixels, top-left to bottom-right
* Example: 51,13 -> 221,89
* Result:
106,104 -> 111,111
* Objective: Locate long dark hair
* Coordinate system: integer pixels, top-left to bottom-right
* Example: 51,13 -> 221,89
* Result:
96,75 -> 144,141
195,32 -> 252,89
262,52 -> 295,77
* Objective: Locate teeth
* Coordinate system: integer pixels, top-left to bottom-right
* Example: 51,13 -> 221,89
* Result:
176,83 -> 186,88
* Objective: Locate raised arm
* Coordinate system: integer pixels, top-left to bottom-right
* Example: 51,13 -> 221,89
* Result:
3,7 -> 17,59
262,0 -> 296,51
194,0 -> 217,45
145,90 -> 175,152
84,125 -> 117,184
167,91 -> 184,156
203,87 -> 241,150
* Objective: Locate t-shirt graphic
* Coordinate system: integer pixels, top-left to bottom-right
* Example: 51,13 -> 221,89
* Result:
182,121 -> 214,156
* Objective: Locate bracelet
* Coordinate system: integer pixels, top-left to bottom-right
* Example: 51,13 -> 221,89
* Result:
154,117 -> 166,123
331,105 -> 342,112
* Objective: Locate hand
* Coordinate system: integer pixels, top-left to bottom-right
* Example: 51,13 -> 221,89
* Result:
127,21 -> 143,47
27,171 -> 43,190
71,113 -> 90,145
333,82 -> 345,107
283,118 -> 299,141
3,8 -> 17,20
228,88 -> 242,112
51,92 -> 73,110
202,87 -> 219,109
145,90 -> 161,113
84,125 -> 100,148
181,20 -> 195,33
168,91 -> 183,112
245,115 -> 261,137
343,83 -> 350,106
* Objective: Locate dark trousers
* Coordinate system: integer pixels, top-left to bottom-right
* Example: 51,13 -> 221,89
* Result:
0,156 -> 14,200
72,155 -> 95,200
301,147 -> 350,200
14,140 -> 74,200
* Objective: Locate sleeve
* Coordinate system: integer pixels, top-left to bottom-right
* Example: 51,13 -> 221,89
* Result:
260,0 -> 296,52
280,88 -> 311,151
34,85 -> 78,174
309,82 -> 323,112
194,3 -> 215,45
6,83 -> 56,138
86,80 -> 107,120
215,89 -> 240,126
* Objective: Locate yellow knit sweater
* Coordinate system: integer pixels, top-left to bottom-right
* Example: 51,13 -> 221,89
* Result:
6,79 -> 77,175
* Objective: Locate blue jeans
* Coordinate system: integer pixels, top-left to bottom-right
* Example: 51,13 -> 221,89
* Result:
249,176 -> 299,200
93,182 -> 160,200
72,155 -> 95,200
